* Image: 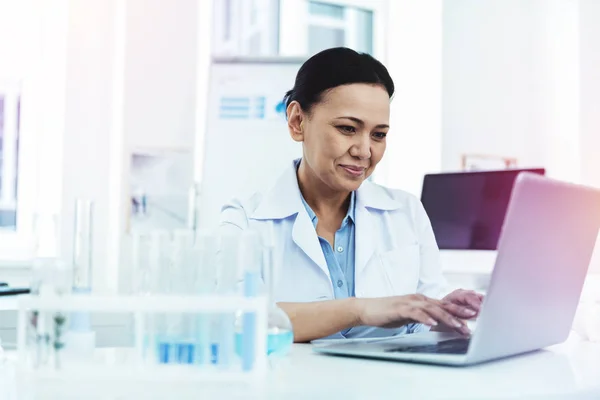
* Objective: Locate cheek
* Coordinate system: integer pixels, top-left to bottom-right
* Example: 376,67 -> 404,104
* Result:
320,131 -> 348,157
370,143 -> 386,165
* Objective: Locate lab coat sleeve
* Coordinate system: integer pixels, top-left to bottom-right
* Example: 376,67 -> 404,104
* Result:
218,199 -> 248,291
220,197 -> 250,231
413,197 -> 449,300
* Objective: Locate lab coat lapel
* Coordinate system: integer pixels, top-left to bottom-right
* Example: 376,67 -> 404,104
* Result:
292,210 -> 329,278
251,159 -> 330,278
354,200 -> 376,279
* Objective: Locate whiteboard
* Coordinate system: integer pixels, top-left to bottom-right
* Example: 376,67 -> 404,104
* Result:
198,58 -> 304,229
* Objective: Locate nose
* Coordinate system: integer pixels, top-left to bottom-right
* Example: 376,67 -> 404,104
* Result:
349,134 -> 371,160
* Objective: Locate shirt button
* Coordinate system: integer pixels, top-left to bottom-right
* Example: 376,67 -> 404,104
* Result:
337,280 -> 343,288
337,246 -> 344,253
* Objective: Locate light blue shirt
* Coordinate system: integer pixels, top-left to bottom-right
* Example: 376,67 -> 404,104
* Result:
300,190 -> 428,340
300,192 -> 356,300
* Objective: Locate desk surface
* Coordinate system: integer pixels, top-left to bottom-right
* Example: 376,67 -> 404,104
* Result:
1,333 -> 599,399
275,334 -> 600,399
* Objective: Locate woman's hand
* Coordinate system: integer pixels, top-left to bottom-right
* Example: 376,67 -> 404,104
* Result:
354,294 -> 475,336
442,289 -> 484,318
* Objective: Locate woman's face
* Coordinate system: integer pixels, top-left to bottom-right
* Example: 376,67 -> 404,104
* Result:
288,83 -> 390,192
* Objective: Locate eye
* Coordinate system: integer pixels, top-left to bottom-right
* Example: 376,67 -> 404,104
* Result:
337,125 -> 356,134
373,132 -> 387,139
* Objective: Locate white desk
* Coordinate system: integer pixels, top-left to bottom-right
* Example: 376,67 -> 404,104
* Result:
275,334 -> 600,399
1,333 -> 599,399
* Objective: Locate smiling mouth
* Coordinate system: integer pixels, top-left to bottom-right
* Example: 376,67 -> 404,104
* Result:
339,165 -> 366,177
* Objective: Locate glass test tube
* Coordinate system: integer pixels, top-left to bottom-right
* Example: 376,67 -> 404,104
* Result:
131,231 -> 153,363
169,229 -> 195,364
148,230 -> 172,365
29,259 -> 71,369
131,231 -> 153,295
239,230 -> 262,371
72,199 -> 93,292
194,230 -> 217,366
214,232 -> 243,368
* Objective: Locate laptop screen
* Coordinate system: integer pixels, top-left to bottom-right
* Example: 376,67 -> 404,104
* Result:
420,168 -> 545,250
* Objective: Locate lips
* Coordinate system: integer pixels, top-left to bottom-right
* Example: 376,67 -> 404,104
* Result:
340,164 -> 365,172
340,164 -> 366,177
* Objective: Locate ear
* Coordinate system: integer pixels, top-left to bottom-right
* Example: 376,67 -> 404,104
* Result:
286,101 -> 305,143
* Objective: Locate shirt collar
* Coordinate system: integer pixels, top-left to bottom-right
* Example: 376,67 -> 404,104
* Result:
250,158 -> 403,221
300,191 -> 356,227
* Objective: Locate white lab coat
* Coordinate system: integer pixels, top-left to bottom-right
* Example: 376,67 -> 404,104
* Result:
219,159 -> 448,305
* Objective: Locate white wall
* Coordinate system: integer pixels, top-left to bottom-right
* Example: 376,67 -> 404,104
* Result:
383,0 -> 442,197
579,0 -> 600,190
579,0 -> 600,275
124,0 -> 198,153
442,0 -> 580,183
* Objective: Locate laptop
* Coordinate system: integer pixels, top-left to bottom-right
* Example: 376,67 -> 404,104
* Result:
420,168 -> 545,250
313,173 -> 600,366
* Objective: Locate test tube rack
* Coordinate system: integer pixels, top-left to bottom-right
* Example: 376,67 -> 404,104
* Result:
15,293 -> 269,397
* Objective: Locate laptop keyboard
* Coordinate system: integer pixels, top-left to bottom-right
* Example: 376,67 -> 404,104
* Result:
386,338 -> 471,355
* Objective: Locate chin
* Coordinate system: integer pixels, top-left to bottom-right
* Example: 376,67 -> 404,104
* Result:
338,177 -> 365,192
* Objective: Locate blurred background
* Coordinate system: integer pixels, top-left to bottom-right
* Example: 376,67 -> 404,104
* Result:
0,0 -> 598,296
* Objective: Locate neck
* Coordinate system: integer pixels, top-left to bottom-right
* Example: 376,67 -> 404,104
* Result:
297,159 -> 351,218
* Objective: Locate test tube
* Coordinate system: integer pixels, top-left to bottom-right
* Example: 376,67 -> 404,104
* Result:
170,229 -> 195,364
239,230 -> 262,371
70,200 -> 93,349
194,230 -> 217,366
214,232 -> 243,368
131,231 -> 153,364
29,259 -> 71,369
72,199 -> 93,292
131,231 -> 153,295
148,230 -> 172,364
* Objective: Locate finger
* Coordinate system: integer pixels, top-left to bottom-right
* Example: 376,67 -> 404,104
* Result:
441,302 -> 478,319
463,293 -> 483,311
429,297 -> 476,316
456,323 -> 471,336
408,309 -> 438,327
423,303 -> 467,334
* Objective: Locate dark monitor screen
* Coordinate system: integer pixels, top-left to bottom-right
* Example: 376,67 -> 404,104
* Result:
420,168 -> 545,250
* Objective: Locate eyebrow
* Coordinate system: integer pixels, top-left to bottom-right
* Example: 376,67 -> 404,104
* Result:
334,116 -> 389,129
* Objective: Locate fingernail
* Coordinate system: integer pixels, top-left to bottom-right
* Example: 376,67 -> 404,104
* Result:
428,319 -> 438,326
453,319 -> 462,328
466,309 -> 476,316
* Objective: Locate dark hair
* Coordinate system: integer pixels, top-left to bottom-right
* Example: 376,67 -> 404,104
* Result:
283,47 -> 394,116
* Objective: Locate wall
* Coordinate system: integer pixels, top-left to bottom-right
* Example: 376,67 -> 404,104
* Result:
124,0 -> 198,153
443,0 -> 539,172
442,0 -> 580,183
579,0 -> 600,190
383,0 -> 442,197
579,0 -> 600,275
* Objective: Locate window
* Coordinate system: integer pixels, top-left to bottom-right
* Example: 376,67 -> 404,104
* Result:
280,0 -> 385,58
212,0 -> 384,59
307,1 -> 373,55
0,0 -> 48,262
309,1 -> 345,18
213,0 -> 280,57
0,86 -> 20,231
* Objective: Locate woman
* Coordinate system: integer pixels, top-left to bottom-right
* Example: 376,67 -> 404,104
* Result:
220,47 -> 483,342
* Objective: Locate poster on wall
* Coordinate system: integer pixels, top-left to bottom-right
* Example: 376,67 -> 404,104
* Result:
198,58 -> 304,229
